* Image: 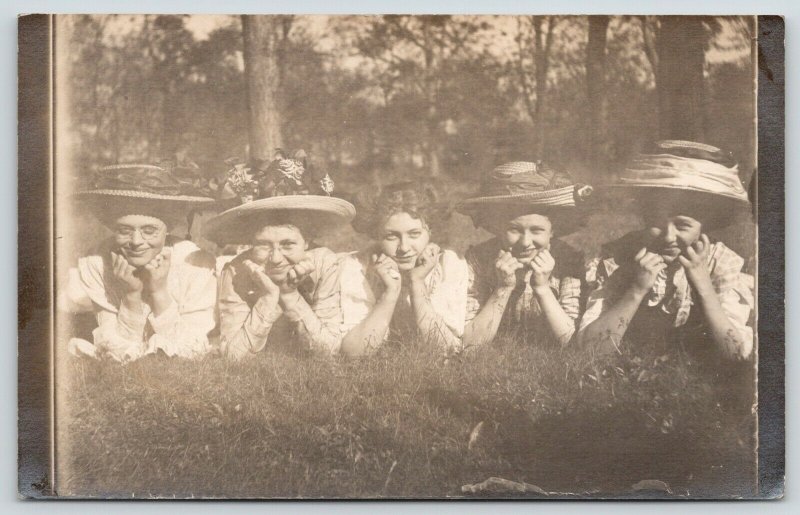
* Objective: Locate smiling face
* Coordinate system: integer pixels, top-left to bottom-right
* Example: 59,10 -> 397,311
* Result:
249,224 -> 309,282
379,212 -> 431,271
643,209 -> 703,264
495,213 -> 554,264
113,214 -> 168,267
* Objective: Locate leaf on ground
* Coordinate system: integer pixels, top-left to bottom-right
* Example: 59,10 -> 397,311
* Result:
467,421 -> 484,450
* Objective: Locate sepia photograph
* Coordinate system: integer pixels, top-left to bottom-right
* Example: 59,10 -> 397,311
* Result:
17,13 -> 783,499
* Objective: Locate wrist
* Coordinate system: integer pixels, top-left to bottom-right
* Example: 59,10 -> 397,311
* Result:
692,279 -> 717,300
123,290 -> 143,304
279,289 -> 302,305
532,284 -> 553,297
383,286 -> 402,300
496,284 -> 516,293
628,284 -> 650,301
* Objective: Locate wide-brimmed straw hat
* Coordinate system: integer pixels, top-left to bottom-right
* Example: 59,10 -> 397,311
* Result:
203,150 -> 354,246
599,140 -> 751,227
456,161 -> 593,234
74,164 -> 216,228
203,195 -> 356,246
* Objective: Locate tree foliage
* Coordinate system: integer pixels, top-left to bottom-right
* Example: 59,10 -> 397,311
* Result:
64,15 -> 755,188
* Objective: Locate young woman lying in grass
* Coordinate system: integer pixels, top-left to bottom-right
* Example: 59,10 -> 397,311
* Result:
578,141 -> 754,361
59,164 -> 217,362
204,163 -> 356,359
339,182 -> 469,356
457,162 -> 592,349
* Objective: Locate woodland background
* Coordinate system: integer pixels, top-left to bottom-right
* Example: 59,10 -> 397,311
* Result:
62,15 -> 755,196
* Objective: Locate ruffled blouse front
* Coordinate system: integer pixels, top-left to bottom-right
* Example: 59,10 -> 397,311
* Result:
58,239 -> 217,362
338,247 -> 470,345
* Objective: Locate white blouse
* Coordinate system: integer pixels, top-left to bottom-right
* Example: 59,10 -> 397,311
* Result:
58,239 -> 217,362
338,247 -> 470,346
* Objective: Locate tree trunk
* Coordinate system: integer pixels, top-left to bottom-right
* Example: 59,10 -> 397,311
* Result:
586,15 -> 610,165
656,16 -> 706,141
241,15 -> 284,161
422,21 -> 441,177
532,16 -> 554,157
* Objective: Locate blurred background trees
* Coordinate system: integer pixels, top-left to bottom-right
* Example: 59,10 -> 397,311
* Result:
63,14 -> 755,197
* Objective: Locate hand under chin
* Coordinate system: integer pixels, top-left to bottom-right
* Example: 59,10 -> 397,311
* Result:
266,271 -> 289,284
125,255 -> 156,268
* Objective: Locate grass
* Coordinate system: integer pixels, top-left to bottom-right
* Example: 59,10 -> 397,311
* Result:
56,328 -> 756,499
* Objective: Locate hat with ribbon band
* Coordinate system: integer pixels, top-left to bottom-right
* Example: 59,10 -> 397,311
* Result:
456,161 -> 593,234
74,163 -> 216,231
599,140 -> 751,227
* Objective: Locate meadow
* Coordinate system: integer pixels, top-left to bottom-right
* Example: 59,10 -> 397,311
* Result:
56,325 -> 756,499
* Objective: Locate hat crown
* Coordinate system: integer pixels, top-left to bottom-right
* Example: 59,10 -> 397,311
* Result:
91,162 -> 213,198
484,161 -> 575,196
620,140 -> 748,202
221,148 -> 336,205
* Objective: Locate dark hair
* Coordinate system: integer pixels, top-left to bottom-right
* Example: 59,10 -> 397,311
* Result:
245,213 -> 321,243
352,181 -> 449,238
636,190 -> 741,231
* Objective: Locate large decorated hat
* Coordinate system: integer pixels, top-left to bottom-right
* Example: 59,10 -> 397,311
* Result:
456,161 -> 593,234
203,149 -> 355,246
600,140 -> 751,226
74,162 -> 216,229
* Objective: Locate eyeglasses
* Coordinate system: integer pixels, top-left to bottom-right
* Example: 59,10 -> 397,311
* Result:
115,225 -> 164,240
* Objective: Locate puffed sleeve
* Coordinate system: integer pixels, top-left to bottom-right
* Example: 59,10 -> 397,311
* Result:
577,257 -> 619,337
338,251 -> 378,335
72,254 -> 149,362
429,250 -> 469,339
146,247 -> 218,359
218,258 -> 283,361
708,243 -> 755,359
464,245 -> 490,324
553,242 -> 585,323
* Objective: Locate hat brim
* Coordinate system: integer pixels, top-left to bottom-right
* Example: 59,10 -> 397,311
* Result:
74,189 -> 216,204
203,195 -> 356,246
457,200 -> 586,236
74,190 -> 216,228
594,184 -> 752,228
456,191 -> 577,209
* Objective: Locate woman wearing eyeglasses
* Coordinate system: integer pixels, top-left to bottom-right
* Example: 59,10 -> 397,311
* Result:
58,164 -> 218,362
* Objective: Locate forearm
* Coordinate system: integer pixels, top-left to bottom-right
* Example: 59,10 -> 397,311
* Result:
340,292 -> 398,357
220,296 -> 282,360
409,280 -> 462,350
280,291 -> 343,354
578,286 -> 645,353
695,287 -> 749,360
93,294 -> 148,361
148,288 -> 173,317
147,305 -> 215,359
462,286 -> 514,348
533,286 -> 577,345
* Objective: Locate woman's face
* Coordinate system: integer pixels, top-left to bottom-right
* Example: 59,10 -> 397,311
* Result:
497,213 -> 553,264
379,212 -> 431,272
113,214 -> 168,267
250,225 -> 309,282
643,210 -> 703,264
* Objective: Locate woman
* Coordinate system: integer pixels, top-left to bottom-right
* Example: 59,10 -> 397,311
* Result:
205,154 -> 355,360
59,164 -> 218,362
577,140 -> 754,361
457,162 -> 592,348
339,182 -> 469,356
